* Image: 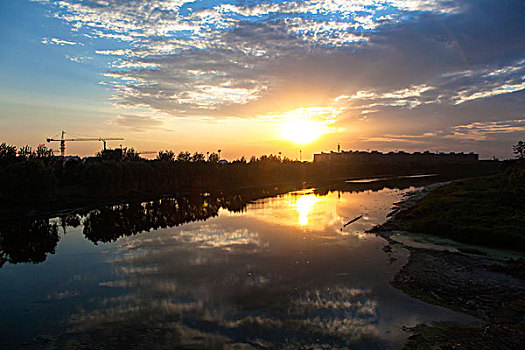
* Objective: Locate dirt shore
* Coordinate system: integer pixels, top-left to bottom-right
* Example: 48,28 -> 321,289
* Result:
370,184 -> 525,349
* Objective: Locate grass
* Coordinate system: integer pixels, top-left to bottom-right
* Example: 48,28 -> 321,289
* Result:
387,161 -> 525,252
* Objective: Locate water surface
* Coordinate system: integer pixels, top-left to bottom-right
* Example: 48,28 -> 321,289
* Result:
0,186 -> 473,349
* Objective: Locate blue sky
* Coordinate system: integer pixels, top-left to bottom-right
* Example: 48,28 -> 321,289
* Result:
1,0 -> 524,159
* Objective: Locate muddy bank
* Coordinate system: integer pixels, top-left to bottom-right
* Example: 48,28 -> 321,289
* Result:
378,236 -> 525,349
370,181 -> 525,349
390,248 -> 525,321
392,247 -> 525,349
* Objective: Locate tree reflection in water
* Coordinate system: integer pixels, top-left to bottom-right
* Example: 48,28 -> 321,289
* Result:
0,177 -> 472,349
0,186 -> 292,266
82,189 -> 288,244
0,176 -> 443,267
0,219 -> 59,267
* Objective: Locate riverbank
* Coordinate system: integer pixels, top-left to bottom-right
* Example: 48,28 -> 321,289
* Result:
0,180 -> 304,225
0,171 -> 475,224
370,164 -> 525,349
373,161 -> 525,251
394,248 -> 525,349
1,146 -> 500,223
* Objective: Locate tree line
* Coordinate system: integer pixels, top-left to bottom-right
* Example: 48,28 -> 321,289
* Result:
0,141 -> 508,212
0,142 -> 311,208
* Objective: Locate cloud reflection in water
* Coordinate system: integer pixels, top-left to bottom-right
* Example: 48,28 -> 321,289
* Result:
23,186 -> 478,350
61,189 -> 424,348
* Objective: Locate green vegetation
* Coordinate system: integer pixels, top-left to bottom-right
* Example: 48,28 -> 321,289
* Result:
386,160 -> 525,251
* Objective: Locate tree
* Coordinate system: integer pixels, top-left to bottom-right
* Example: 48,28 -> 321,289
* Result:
177,151 -> 191,162
191,152 -> 205,162
35,144 -> 54,159
97,148 -> 123,161
513,141 -> 525,159
208,152 -> 220,162
17,145 -> 33,160
232,156 -> 246,164
0,143 -> 17,163
157,150 -> 175,161
123,147 -> 142,161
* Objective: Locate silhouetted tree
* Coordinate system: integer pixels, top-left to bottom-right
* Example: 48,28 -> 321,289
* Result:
192,152 -> 205,162
17,145 -> 33,160
123,147 -> 142,161
514,141 -> 525,159
35,144 -> 54,159
177,151 -> 191,162
208,152 -> 220,162
157,150 -> 175,161
0,140 -> 500,211
97,148 -> 124,161
95,147 -> 142,161
0,143 -> 17,163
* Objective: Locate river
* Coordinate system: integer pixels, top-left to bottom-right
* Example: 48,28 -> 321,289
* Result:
0,183 -> 474,349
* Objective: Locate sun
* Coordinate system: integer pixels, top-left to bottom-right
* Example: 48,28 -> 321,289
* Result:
281,119 -> 325,144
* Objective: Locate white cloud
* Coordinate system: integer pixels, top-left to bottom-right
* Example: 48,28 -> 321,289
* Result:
66,55 -> 91,63
454,82 -> 525,104
448,119 -> 525,140
174,85 -> 265,108
449,59 -> 525,104
36,0 -> 480,118
42,37 -> 81,46
334,84 -> 434,110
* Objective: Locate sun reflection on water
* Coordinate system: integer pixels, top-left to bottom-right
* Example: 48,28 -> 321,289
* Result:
295,194 -> 318,226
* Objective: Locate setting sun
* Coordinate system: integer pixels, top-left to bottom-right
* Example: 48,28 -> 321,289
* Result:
281,119 -> 325,144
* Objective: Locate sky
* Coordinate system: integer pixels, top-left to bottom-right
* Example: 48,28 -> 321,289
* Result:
0,0 -> 524,160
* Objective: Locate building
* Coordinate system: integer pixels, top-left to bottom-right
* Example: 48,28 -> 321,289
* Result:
313,150 -> 479,163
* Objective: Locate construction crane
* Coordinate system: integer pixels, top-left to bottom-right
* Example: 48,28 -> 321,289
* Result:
46,130 -> 124,157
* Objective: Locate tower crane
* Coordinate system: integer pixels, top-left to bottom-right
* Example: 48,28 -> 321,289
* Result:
46,130 -> 124,157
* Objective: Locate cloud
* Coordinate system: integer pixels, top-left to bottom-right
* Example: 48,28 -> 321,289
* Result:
110,114 -> 164,132
41,37 -> 81,46
445,59 -> 525,104
454,82 -> 525,104
335,84 -> 436,110
361,135 -> 432,145
37,0 -> 469,117
331,56 -> 525,113
448,119 -> 525,141
66,55 -> 92,63
35,0 -> 525,157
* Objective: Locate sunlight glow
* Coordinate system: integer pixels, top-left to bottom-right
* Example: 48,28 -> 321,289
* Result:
270,106 -> 341,145
295,194 -> 318,226
281,119 -> 326,144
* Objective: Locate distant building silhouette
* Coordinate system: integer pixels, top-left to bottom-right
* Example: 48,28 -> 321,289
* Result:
313,150 -> 479,163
